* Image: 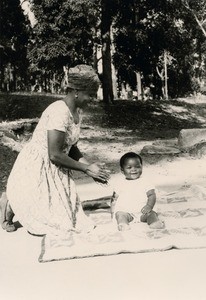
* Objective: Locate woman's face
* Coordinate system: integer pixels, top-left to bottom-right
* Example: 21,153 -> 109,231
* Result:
75,90 -> 95,108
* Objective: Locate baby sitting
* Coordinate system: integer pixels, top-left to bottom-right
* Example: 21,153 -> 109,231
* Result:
111,152 -> 165,231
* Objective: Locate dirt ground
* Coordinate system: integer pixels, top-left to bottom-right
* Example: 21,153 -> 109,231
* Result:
1,94 -> 206,194
1,94 -> 206,300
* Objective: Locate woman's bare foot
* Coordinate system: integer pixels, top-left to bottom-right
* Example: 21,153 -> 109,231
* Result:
0,192 -> 8,228
118,223 -> 131,231
0,193 -> 16,232
3,221 -> 16,232
149,220 -> 165,229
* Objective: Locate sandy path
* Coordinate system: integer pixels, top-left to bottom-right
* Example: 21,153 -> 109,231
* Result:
1,154 -> 206,300
0,227 -> 205,300
1,97 -> 206,300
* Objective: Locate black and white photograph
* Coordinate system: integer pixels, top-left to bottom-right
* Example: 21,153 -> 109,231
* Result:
0,1 -> 206,299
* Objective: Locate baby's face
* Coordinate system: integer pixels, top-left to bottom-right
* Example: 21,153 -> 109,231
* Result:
121,157 -> 142,180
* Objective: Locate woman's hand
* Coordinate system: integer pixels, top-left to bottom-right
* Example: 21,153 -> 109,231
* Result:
85,163 -> 110,183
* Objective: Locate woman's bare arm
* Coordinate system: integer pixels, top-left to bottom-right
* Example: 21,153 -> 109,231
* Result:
47,130 -> 110,182
48,130 -> 88,172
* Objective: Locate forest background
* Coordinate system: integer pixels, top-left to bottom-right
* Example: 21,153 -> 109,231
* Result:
1,0 -> 206,103
1,0 -> 206,194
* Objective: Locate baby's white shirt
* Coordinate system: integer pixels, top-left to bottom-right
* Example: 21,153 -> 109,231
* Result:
110,176 -> 155,214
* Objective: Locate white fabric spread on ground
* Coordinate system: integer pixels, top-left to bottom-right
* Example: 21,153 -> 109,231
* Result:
39,184 -> 206,262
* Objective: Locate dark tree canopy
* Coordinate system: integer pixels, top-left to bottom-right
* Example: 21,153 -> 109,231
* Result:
0,0 -> 206,99
112,0 -> 206,98
29,0 -> 98,71
0,0 -> 31,90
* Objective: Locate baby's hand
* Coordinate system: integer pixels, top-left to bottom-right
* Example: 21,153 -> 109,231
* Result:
141,204 -> 152,215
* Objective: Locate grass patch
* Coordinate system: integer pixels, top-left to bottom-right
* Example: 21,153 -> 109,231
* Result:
0,93 -> 62,121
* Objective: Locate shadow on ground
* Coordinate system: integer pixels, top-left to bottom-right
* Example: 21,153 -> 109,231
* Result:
1,93 -> 206,194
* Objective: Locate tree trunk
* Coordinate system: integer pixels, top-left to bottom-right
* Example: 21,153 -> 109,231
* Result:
101,0 -> 114,104
0,66 -> 4,91
164,50 -> 168,100
92,27 -> 99,72
111,26 -> 117,99
93,43 -> 98,72
135,71 -> 142,100
111,63 -> 117,99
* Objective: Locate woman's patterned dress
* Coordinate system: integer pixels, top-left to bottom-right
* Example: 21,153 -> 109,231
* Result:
7,100 -> 92,235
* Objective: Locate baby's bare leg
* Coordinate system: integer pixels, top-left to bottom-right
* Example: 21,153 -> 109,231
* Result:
115,211 -> 133,231
141,210 -> 165,229
145,211 -> 159,225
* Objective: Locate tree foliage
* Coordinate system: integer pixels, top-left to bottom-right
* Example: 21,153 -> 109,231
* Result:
0,0 -> 31,90
1,0 -> 206,99
29,0 -> 98,71
113,0 -> 206,98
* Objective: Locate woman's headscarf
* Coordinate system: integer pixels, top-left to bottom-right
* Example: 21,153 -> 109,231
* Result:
63,65 -> 100,95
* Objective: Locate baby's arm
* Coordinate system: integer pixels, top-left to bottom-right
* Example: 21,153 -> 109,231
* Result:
141,189 -> 156,214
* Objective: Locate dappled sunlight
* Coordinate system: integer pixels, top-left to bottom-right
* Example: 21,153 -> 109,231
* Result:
158,103 -> 206,124
164,104 -> 188,113
1,94 -> 206,191
178,95 -> 206,104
